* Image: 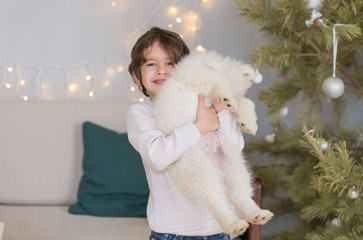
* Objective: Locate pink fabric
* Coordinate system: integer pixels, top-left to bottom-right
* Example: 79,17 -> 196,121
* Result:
203,132 -> 225,168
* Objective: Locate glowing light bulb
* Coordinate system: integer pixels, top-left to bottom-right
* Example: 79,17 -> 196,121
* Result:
103,80 -> 110,88
191,26 -> 197,31
168,6 -> 178,15
111,2 -> 116,7
117,65 -> 124,72
20,79 -> 26,86
41,84 -> 46,89
168,24 -> 173,29
106,68 -> 115,77
5,83 -> 11,88
196,45 -> 206,52
68,83 -> 78,92
89,91 -> 94,97
130,86 -> 135,92
7,67 -> 13,72
86,75 -> 92,81
139,97 -> 144,102
176,18 -> 182,23
23,96 -> 29,101
202,0 -> 208,2
179,34 -> 184,39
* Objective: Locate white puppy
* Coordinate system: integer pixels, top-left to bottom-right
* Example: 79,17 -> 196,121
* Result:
153,51 -> 273,234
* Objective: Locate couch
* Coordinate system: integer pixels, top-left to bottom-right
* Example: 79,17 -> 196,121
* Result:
0,100 -> 261,240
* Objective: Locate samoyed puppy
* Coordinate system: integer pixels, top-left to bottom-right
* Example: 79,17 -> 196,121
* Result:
153,51 -> 273,234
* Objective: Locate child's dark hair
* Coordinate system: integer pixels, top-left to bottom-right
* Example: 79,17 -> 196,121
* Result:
128,27 -> 190,97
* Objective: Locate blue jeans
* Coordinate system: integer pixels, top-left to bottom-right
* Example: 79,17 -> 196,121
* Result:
149,231 -> 231,240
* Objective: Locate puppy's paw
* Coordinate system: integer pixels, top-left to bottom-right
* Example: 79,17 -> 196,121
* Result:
238,120 -> 258,135
223,219 -> 249,235
221,97 -> 237,112
247,209 -> 274,225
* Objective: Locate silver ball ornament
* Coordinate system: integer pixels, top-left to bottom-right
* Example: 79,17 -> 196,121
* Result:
322,76 -> 345,99
280,106 -> 289,116
253,70 -> 263,84
331,217 -> 341,227
265,133 -> 275,143
318,140 -> 329,151
348,186 -> 359,199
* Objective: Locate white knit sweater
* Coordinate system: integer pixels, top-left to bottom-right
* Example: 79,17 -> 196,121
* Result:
127,99 -> 244,236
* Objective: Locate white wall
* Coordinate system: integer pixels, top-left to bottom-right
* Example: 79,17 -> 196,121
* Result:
0,0 -> 264,100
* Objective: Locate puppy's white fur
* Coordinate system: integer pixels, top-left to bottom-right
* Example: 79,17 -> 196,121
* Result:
153,51 -> 273,234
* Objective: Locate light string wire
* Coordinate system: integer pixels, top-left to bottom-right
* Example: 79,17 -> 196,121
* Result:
0,0 -> 173,101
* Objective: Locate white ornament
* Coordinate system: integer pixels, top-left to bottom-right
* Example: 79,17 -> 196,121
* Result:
280,106 -> 289,116
322,76 -> 345,99
305,9 -> 324,27
265,133 -> 276,143
331,217 -> 341,227
318,140 -> 328,151
253,69 -> 263,84
306,0 -> 324,9
348,186 -> 359,199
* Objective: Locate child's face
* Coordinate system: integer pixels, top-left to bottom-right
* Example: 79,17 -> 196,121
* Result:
133,41 -> 175,100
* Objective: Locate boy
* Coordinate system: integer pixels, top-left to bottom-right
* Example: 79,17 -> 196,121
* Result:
127,27 -> 244,240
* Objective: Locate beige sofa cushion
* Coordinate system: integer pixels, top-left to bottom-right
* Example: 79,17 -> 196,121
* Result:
0,205 -> 150,240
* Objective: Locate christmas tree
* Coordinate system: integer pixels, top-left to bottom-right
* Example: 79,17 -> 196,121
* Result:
234,0 -> 363,239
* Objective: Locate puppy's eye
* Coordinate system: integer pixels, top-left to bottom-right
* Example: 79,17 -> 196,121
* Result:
240,123 -> 245,127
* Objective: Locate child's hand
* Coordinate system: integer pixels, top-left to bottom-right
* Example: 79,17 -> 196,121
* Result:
194,94 -> 219,136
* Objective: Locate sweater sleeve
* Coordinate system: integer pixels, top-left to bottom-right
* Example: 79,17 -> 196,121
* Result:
127,102 -> 201,172
217,109 -> 245,151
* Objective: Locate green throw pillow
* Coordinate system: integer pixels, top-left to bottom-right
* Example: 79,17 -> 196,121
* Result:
69,121 -> 149,217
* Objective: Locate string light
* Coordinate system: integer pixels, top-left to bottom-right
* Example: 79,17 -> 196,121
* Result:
117,65 -> 124,72
68,83 -> 78,92
168,6 -> 178,15
196,45 -> 206,52
19,79 -> 26,86
0,0 -> 206,101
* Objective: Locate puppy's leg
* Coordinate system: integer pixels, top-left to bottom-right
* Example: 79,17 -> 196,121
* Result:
169,143 -> 249,235
218,135 -> 274,225
235,97 -> 258,135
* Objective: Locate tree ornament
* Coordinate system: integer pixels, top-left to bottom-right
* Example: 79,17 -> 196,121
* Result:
305,9 -> 324,27
331,217 -> 341,227
317,140 -> 328,151
265,133 -> 275,143
253,69 -> 263,84
280,106 -> 289,116
322,76 -> 345,99
348,186 -> 359,199
323,24 -> 345,99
